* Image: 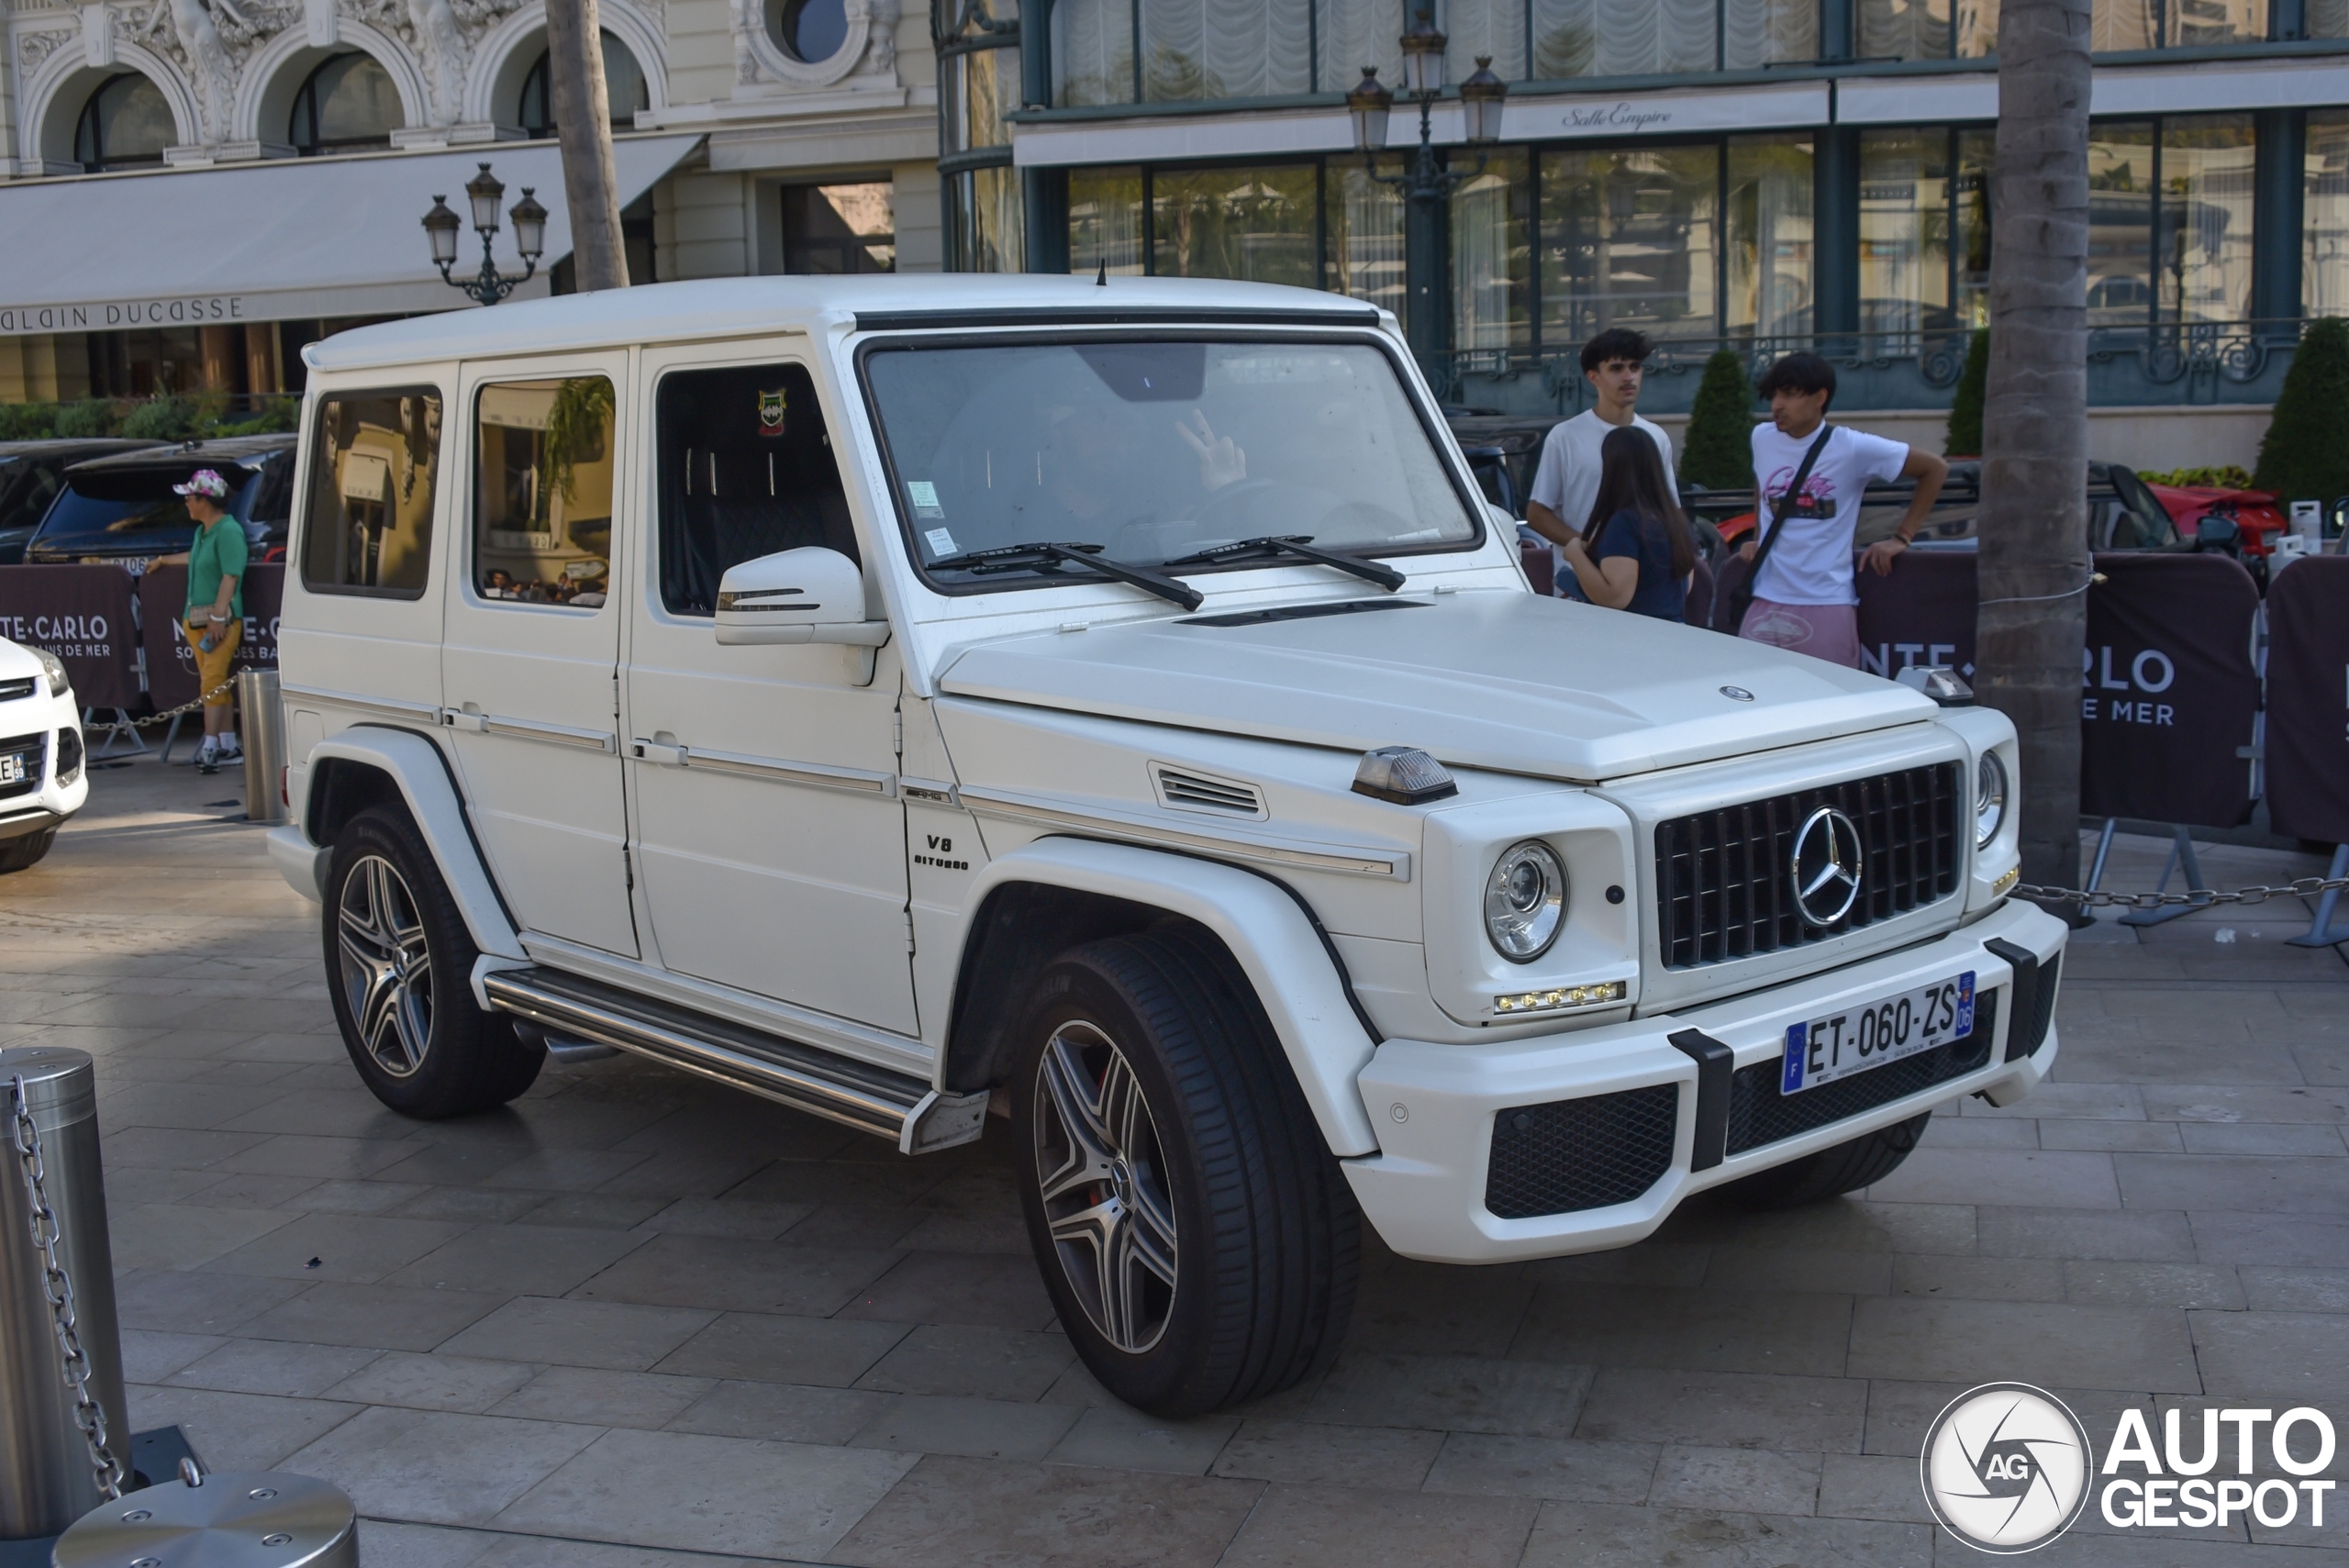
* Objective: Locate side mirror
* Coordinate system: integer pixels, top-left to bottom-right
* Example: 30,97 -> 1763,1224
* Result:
714,547 -> 889,647
2193,513 -> 2240,554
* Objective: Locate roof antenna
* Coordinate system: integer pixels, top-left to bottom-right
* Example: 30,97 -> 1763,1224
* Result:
1096,261 -> 1108,286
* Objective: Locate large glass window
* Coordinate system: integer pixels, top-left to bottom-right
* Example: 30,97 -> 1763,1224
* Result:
1538,145 -> 1719,345
1858,0 -> 1999,58
2092,0 -> 2265,48
2087,117 -> 2254,328
1151,164 -> 1319,287
2309,111 -> 2349,317
655,363 -> 855,616
939,0 -> 1022,271
1726,136 -> 1815,340
1139,0 -> 1311,101
73,73 -> 174,171
302,391 -> 441,597
518,33 -> 649,136
783,183 -> 896,272
1452,149 -> 1532,356
289,52 -> 401,154
1070,166 -> 1148,274
862,339 -> 1479,585
1055,0 -> 1136,105
1327,164 -> 1406,318
952,165 -> 1025,272
1857,127 -> 1994,350
2312,0 -> 2349,37
473,377 -> 615,607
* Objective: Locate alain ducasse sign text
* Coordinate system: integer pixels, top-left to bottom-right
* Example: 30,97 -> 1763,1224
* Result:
0,297 -> 250,336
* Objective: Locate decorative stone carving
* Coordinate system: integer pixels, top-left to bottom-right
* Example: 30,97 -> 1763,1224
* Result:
16,27 -> 75,72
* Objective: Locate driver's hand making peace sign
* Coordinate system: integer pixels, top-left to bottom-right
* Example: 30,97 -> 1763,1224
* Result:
1173,408 -> 1247,493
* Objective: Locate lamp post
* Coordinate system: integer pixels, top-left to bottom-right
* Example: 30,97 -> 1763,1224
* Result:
1350,12 -> 1507,376
423,163 -> 548,306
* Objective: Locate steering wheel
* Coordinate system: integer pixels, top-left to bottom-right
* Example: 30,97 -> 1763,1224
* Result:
1190,478 -> 1293,535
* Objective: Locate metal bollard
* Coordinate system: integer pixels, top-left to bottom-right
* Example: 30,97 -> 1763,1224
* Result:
237,669 -> 288,826
0,1048 -> 128,1541
53,1465 -> 358,1567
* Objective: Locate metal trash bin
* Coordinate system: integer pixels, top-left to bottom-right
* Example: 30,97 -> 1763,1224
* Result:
236,669 -> 288,826
0,1048 -> 128,1541
52,1466 -> 358,1567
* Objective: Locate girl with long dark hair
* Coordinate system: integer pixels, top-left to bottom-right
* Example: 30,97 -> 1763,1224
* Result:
1558,424 -> 1697,620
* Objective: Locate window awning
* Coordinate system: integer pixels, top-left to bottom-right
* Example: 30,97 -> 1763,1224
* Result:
0,134 -> 702,337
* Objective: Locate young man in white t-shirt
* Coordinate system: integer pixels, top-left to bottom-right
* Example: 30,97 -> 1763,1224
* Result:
1736,352 -> 1949,667
1525,328 -> 1678,597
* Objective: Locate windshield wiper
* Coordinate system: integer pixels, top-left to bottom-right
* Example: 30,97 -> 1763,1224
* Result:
1160,535 -> 1405,592
928,540 -> 1204,612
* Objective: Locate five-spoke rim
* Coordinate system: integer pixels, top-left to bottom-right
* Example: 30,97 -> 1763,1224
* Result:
338,854 -> 432,1079
1032,1020 -> 1179,1354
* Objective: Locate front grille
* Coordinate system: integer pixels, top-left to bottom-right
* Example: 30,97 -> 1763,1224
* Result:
1725,989 -> 1999,1155
1484,1084 -> 1679,1219
1655,762 -> 1963,969
0,732 -> 43,800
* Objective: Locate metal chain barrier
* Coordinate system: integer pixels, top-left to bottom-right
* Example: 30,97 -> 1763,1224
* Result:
2015,874 -> 2349,910
6,1075 -> 126,1503
122,675 -> 236,729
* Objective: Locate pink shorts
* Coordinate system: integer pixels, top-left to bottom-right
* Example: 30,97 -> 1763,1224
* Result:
1738,597 -> 1862,668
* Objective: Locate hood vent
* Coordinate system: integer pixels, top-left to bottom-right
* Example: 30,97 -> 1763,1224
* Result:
1151,763 -> 1267,820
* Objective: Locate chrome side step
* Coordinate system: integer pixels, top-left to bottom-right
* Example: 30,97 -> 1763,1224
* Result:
483,966 -> 987,1153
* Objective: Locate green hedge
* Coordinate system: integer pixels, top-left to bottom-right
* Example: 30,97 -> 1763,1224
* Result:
0,395 -> 298,442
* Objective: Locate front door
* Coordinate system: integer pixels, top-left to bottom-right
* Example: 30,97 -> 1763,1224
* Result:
624,353 -> 915,1034
441,356 -> 638,957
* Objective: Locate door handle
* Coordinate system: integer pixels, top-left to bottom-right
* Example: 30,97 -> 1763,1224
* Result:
443,707 -> 487,733
631,739 -> 687,767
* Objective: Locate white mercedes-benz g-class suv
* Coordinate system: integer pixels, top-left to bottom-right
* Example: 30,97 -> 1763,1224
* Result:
267,275 -> 2063,1416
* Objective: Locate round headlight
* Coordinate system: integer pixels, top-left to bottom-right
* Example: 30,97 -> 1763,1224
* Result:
1485,840 -> 1568,962
1976,751 -> 2009,851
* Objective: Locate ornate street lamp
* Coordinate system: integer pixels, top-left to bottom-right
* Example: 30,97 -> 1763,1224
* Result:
1353,16 -> 1508,371
422,163 -> 546,306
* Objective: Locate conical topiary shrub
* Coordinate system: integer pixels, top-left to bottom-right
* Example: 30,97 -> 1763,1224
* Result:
1680,349 -> 1755,493
1945,328 -> 1987,457
2254,317 -> 2349,506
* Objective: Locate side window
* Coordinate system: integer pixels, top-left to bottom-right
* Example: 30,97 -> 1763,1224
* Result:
473,376 -> 616,607
299,389 -> 441,597
656,362 -> 855,617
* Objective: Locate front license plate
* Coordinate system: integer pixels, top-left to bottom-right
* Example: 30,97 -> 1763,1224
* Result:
0,755 -> 21,785
1781,972 -> 1975,1095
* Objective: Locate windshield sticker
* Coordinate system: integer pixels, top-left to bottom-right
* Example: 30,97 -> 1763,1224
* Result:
907,481 -> 946,520
757,388 -> 787,437
923,527 -> 958,556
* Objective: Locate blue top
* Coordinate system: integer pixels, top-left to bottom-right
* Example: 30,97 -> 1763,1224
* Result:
1591,508 -> 1687,622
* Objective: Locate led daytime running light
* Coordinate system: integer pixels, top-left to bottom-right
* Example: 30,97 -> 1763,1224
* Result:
1492,981 -> 1626,1016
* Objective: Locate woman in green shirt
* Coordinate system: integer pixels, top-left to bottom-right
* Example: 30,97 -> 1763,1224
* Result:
177,469 -> 247,773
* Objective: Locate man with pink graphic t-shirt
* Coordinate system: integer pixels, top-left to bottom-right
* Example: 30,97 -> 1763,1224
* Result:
1736,352 -> 1949,668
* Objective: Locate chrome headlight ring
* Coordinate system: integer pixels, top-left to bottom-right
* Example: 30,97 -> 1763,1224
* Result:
1976,750 -> 2009,851
1485,839 -> 1568,962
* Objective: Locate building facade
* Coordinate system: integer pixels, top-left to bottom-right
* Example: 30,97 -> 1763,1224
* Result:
0,0 -> 945,401
948,0 -> 2349,466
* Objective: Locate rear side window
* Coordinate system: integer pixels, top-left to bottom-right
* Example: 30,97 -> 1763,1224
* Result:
473,376 -> 615,608
655,362 -> 855,617
302,391 -> 442,597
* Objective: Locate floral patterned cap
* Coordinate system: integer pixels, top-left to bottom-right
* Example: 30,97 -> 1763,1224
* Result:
173,469 -> 230,499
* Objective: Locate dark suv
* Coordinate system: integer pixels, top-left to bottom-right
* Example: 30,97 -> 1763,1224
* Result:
26,436 -> 296,569
0,440 -> 165,564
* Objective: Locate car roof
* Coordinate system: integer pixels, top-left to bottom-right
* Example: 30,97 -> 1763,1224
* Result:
303,274 -> 1396,374
0,439 -> 167,462
63,434 -> 297,477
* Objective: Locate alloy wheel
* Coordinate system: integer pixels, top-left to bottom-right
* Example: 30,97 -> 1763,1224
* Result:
1032,1020 -> 1180,1353
337,853 -> 432,1078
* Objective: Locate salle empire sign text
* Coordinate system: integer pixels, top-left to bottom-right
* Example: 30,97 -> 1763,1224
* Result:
1562,103 -> 1678,132
0,296 -> 249,335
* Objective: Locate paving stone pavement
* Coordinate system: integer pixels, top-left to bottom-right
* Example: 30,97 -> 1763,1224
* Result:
6,754 -> 2347,1566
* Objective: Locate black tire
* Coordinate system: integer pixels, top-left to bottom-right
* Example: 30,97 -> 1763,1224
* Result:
1723,1110 -> 1931,1209
1011,925 -> 1359,1417
0,828 -> 56,873
322,806 -> 543,1118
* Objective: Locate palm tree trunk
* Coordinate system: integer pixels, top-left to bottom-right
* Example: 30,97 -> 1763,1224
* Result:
544,0 -> 629,292
1977,0 -> 2091,905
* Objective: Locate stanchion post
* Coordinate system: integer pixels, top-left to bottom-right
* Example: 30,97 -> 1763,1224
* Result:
237,670 -> 288,826
2287,845 -> 2349,948
0,1048 -> 128,1542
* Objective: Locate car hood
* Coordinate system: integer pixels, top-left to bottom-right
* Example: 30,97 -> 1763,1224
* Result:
937,590 -> 1937,783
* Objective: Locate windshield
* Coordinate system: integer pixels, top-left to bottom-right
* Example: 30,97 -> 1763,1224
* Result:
862,338 -> 1480,588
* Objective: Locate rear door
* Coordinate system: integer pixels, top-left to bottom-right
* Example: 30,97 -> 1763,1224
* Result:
440,355 -> 638,957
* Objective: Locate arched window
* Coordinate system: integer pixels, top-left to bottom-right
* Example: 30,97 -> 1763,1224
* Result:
518,34 -> 649,137
73,73 -> 174,171
288,52 -> 401,154
770,0 -> 848,61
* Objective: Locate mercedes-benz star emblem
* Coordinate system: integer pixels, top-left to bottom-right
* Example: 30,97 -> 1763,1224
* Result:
1720,685 -> 1754,701
1791,805 -> 1865,927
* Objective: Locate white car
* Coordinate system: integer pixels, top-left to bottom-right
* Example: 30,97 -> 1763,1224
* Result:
0,635 -> 87,872
264,275 -> 2065,1415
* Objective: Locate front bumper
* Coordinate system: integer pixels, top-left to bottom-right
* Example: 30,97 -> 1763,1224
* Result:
1343,898 -> 2066,1263
0,696 -> 88,840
